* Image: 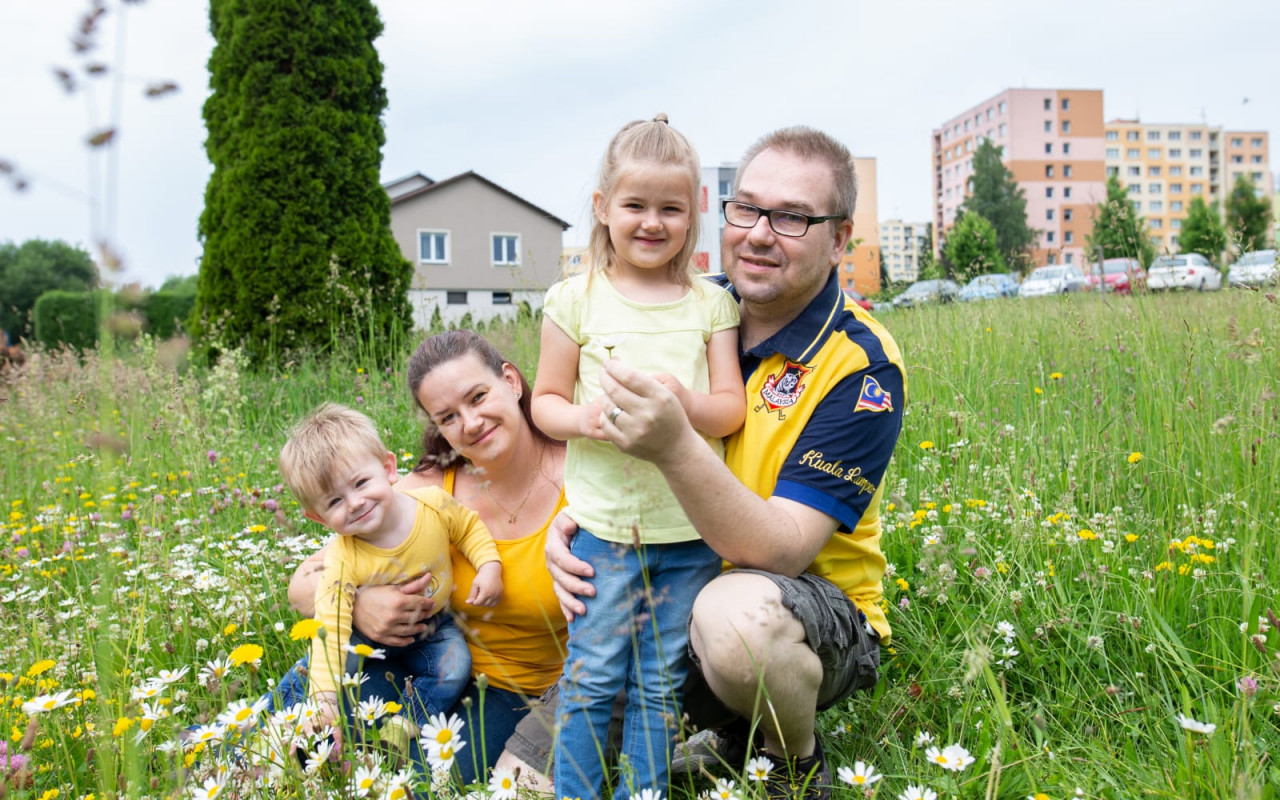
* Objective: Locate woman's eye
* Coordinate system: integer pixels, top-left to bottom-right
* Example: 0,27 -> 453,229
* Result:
473,391 -> 487,404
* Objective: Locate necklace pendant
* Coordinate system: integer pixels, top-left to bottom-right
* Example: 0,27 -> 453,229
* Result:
508,512 -> 517,524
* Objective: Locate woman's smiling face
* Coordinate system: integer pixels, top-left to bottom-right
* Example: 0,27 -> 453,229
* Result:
416,352 -> 525,463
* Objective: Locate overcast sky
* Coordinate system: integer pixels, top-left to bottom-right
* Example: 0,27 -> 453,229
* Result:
2,0 -> 1277,288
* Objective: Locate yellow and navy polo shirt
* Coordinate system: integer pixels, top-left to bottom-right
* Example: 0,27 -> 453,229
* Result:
713,271 -> 905,642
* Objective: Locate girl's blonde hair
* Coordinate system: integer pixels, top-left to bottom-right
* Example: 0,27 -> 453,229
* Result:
585,113 -> 702,287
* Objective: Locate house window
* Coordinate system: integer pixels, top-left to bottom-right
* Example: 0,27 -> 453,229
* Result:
1251,137 -> 1263,148
1043,98 -> 1051,110
1128,184 -> 1141,194
1169,148 -> 1181,158
1045,165 -> 1054,178
1046,232 -> 1055,243
1231,137 -> 1243,147
1191,184 -> 1203,194
1171,235 -> 1179,246
1189,148 -> 1202,158
1063,143 -> 1071,155
1169,166 -> 1183,176
1168,131 -> 1181,141
999,122 -> 1007,137
1148,166 -> 1162,177
1061,120 -> 1071,134
986,108 -> 993,121
1149,201 -> 1163,212
1252,171 -> 1265,183
1190,131 -> 1202,140
1046,187 -> 1054,198
1149,183 -> 1162,194
446,291 -> 467,304
1106,147 -> 1119,159
1064,209 -> 1073,221
1106,166 -> 1119,177
1171,218 -> 1182,229
1047,253 -> 1057,264
1046,209 -> 1055,221
492,291 -> 512,305
1147,130 -> 1161,141
1127,131 -> 1140,141
999,101 -> 1007,114
1252,154 -> 1264,164
1063,165 -> 1073,178
1170,184 -> 1183,194
1045,143 -> 1053,154
418,230 -> 450,264
1106,130 -> 1118,141
1148,149 -> 1161,159
964,119 -> 970,132
1044,120 -> 1052,133
1064,187 -> 1071,199
1149,219 -> 1162,229
1065,253 -> 1074,264
1231,155 -> 1243,164
1190,166 -> 1203,176
1061,98 -> 1070,110
1065,231 -> 1074,244
1127,148 -> 1140,159
491,234 -> 520,266
1170,200 -> 1183,211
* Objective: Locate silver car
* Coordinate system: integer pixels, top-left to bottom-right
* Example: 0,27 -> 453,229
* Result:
1147,254 -> 1221,291
1018,265 -> 1087,297
1226,250 -> 1279,287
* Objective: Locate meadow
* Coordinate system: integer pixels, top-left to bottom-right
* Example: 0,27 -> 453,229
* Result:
0,288 -> 1276,800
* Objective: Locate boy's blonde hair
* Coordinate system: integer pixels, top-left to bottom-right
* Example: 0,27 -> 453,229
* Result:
280,402 -> 389,510
585,113 -> 702,287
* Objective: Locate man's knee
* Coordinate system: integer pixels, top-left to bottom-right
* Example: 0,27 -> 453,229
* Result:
690,573 -> 804,682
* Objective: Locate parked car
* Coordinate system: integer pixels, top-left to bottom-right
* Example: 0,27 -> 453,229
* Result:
1226,250 -> 1279,287
1147,253 -> 1221,291
892,279 -> 960,308
959,273 -> 1020,301
1018,265 -> 1087,297
844,290 -> 873,310
1084,258 -> 1146,294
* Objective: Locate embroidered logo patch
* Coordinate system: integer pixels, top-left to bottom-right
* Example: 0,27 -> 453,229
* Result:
853,375 -> 893,413
759,361 -> 811,412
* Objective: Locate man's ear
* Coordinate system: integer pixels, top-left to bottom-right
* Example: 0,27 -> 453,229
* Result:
829,218 -> 855,267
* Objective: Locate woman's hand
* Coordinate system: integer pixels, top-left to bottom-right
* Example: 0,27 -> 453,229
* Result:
544,511 -> 594,622
351,574 -> 436,647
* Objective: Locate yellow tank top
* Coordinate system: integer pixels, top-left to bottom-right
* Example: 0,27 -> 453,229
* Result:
444,467 -> 569,695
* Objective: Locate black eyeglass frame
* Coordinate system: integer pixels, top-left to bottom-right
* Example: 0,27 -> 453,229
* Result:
721,199 -> 845,237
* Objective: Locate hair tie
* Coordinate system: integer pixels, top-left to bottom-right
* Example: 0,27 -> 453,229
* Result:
652,113 -> 669,125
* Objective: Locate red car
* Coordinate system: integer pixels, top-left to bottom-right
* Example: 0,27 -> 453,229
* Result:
844,290 -> 873,310
1085,258 -> 1146,294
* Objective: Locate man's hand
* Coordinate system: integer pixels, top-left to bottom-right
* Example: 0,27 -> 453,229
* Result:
544,511 -> 594,622
351,574 -> 436,647
599,359 -> 702,466
467,561 -> 504,607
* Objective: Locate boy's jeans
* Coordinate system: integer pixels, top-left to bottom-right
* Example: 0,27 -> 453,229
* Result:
554,531 -> 720,800
347,613 -> 471,725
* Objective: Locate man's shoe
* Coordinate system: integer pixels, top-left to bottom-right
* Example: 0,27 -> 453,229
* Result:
671,723 -> 751,775
762,737 -> 831,800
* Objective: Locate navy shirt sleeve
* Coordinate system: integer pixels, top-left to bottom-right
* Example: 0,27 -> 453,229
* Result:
771,361 -> 905,531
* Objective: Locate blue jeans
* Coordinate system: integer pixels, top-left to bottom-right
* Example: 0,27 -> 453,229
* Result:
553,531 -> 720,800
347,615 -> 471,725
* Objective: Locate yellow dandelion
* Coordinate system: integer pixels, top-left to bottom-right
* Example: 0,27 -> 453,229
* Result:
1077,529 -> 1097,541
222,623 -> 238,636
228,644 -> 264,667
1127,452 -> 1143,464
1050,372 -> 1063,380
1125,534 -> 1139,543
290,619 -> 324,640
112,717 -> 134,737
919,441 -> 935,451
26,660 -> 56,678
1034,386 -> 1043,395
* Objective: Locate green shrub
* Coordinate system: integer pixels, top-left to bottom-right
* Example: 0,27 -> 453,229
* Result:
32,289 -> 101,350
143,290 -> 196,339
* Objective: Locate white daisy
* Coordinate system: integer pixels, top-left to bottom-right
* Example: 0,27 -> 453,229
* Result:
488,765 -> 519,800
746,755 -> 774,782
837,760 -> 883,786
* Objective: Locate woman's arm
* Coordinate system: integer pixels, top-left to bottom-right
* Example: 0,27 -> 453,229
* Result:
655,327 -> 746,439
531,316 -> 606,442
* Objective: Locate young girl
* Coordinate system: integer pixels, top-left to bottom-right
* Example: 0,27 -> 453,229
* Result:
532,115 -> 746,800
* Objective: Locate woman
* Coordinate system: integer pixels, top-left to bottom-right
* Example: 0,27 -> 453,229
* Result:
285,330 -> 562,789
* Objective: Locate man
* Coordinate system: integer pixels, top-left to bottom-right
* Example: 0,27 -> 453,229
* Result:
546,126 -> 905,799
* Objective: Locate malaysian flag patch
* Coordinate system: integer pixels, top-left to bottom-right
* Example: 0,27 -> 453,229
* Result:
853,375 -> 893,413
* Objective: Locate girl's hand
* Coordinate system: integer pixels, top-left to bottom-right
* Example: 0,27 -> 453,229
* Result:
653,373 -> 691,416
578,395 -> 610,441
467,561 -> 504,607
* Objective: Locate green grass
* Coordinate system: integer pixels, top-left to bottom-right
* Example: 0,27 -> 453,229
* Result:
0,289 -> 1276,799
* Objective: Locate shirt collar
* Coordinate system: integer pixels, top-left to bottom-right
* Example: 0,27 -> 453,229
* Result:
710,270 -> 845,363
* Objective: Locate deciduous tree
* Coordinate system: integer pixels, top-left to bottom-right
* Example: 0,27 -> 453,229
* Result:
195,0 -> 411,360
1086,176 -> 1155,267
1178,197 -> 1228,265
0,239 -> 97,341
1225,175 -> 1273,253
944,211 -> 1005,281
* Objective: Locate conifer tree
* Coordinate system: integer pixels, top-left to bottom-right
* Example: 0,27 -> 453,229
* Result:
195,0 -> 411,359
1224,175 -> 1273,253
959,140 -> 1034,268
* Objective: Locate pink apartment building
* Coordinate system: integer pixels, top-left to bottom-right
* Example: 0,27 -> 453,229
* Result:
933,88 -> 1107,269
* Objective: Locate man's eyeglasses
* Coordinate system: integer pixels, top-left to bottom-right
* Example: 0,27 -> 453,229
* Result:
721,200 -> 844,238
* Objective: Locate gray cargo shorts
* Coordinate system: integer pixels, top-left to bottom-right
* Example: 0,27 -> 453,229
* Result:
505,568 -> 881,766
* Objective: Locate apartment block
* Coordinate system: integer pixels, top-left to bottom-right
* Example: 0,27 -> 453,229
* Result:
704,156 -> 881,296
879,220 -> 931,283
1105,122 -> 1272,253
933,88 -> 1108,268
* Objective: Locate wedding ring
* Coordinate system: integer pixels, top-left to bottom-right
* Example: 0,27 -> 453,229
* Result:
609,406 -> 622,424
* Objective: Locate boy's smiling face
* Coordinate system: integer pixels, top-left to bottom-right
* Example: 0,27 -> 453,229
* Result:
303,451 -> 400,540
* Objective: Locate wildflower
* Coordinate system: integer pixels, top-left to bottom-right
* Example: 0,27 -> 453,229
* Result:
705,778 -> 740,800
914,730 -> 934,747
898,786 -> 938,800
216,697 -> 270,730
996,621 -> 1016,642
304,736 -> 336,773
421,711 -> 465,750
356,698 -> 391,726
1127,452 -> 1143,464
351,763 -> 381,797
22,689 -> 77,715
229,643 -> 264,667
222,623 -> 238,636
188,777 -> 224,800
1050,372 -> 1063,380
131,680 -> 166,701
1077,529 -> 1097,540
425,734 -> 466,770
290,619 -> 323,640
746,755 -> 774,781
489,766 -> 519,800
343,643 -> 387,660
341,672 -> 371,688
1237,676 -> 1258,698
919,441 -> 935,451
1034,387 -> 1043,395
156,666 -> 190,685
185,724 -> 225,747
112,717 -> 134,737
630,791 -> 663,800
926,743 -> 974,771
1176,714 -> 1216,735
26,660 -> 56,678
199,657 -> 233,686
1027,795 -> 1050,800
837,761 -> 882,787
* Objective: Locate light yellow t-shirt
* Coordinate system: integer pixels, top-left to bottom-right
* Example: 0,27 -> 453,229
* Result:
542,273 -> 740,544
309,486 -> 500,696
444,468 -> 569,695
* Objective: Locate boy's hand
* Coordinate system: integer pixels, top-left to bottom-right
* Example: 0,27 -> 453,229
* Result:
297,693 -> 343,758
466,561 -> 504,607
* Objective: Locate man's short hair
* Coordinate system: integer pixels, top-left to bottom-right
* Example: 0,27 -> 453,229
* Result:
736,126 -> 858,223
279,402 -> 389,510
